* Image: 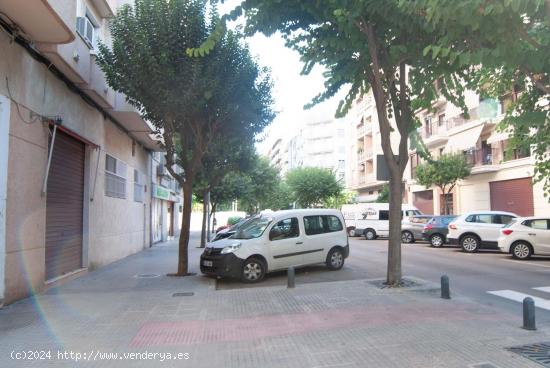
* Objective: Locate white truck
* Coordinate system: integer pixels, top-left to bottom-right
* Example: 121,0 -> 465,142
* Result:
341,203 -> 422,240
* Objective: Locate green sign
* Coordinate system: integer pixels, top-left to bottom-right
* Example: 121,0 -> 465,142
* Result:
154,185 -> 170,200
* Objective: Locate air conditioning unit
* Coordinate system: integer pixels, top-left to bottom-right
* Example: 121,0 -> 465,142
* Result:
76,16 -> 95,48
157,164 -> 167,177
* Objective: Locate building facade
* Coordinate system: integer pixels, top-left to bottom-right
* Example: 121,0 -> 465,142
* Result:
151,152 -> 183,243
266,118 -> 347,183
346,91 -> 400,202
406,90 -> 550,216
0,0 -> 168,305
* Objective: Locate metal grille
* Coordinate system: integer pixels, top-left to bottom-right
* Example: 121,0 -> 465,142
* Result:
508,342 -> 550,367
105,172 -> 126,199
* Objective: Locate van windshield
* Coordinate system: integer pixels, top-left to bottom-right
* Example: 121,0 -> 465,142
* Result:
232,216 -> 272,239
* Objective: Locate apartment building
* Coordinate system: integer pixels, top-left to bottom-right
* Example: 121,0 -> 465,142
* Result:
346,91 -> 400,202
406,90 -> 550,216
0,0 -> 162,305
266,118 -> 347,183
151,152 -> 183,243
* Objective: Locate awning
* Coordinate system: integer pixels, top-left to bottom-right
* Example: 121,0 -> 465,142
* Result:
444,124 -> 484,153
486,129 -> 510,144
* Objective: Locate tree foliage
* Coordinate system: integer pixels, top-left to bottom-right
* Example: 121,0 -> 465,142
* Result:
400,0 -> 550,196
286,167 -> 342,208
97,0 -> 274,275
207,0 -> 472,285
323,190 -> 357,209
416,154 -> 471,214
376,185 -> 390,203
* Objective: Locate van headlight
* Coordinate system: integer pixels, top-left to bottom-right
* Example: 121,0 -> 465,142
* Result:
221,242 -> 242,254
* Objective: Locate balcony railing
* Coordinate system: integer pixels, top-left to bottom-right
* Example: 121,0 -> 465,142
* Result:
464,149 -> 493,167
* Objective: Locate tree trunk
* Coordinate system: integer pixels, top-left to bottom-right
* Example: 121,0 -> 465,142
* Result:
200,191 -> 208,248
175,181 -> 193,276
387,174 -> 403,285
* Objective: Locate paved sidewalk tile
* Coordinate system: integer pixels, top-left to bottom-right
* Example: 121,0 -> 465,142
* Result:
0,234 -> 548,367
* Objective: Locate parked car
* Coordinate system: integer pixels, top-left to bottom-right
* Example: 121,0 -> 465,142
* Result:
447,211 -> 518,252
342,203 -> 421,240
401,215 -> 434,243
497,217 -> 550,259
200,209 -> 349,283
213,217 -> 252,241
421,215 -> 458,247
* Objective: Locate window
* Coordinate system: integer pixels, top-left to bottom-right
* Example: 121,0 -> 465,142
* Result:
465,215 -> 475,222
326,216 -> 343,232
476,214 -> 493,224
523,219 -> 549,230
438,113 -> 446,126
405,210 -> 418,217
303,215 -> 343,235
76,11 -> 100,49
133,169 -> 144,202
442,217 -> 456,225
105,154 -> 127,199
379,210 -> 389,221
494,215 -> 515,225
269,218 -> 299,240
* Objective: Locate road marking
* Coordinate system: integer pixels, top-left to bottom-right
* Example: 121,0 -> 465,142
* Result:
487,290 -> 550,311
502,259 -> 550,268
533,286 -> 550,294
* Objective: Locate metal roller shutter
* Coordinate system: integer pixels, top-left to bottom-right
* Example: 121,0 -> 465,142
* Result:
490,177 -> 534,216
45,130 -> 85,280
413,190 -> 434,215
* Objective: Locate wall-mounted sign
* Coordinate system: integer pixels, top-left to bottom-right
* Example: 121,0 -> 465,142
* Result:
153,184 -> 170,200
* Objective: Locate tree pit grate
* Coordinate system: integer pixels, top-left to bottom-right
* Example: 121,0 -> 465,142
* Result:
508,342 -> 550,367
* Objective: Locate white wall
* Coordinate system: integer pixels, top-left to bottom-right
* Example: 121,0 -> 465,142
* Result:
0,95 -> 10,305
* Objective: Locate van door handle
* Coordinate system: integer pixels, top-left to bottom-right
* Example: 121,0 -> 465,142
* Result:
296,241 -> 303,245
528,233 -> 536,236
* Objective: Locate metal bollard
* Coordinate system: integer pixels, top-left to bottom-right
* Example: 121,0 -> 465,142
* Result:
441,275 -> 451,299
522,297 -> 536,330
287,266 -> 295,289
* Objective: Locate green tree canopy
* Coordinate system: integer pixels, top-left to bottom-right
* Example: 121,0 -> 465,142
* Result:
286,167 -> 342,208
416,154 -> 471,215
97,0 -> 274,275
400,0 -> 550,196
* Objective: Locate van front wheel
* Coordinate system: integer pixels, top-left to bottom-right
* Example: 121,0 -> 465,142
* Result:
364,229 -> 376,240
241,258 -> 266,283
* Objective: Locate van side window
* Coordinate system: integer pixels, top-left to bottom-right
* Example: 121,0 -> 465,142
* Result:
304,215 -> 343,235
379,210 -> 389,220
269,218 -> 299,241
326,215 -> 343,232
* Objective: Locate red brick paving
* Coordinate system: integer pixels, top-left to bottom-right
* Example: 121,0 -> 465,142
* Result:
130,302 -> 508,347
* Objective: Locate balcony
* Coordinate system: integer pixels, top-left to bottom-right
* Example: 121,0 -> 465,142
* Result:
464,148 -> 500,174
110,93 -> 161,151
0,0 -> 74,44
82,56 -> 115,108
89,0 -> 117,18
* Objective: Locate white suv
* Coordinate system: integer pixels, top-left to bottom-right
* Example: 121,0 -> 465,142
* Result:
497,217 -> 550,259
447,211 -> 518,252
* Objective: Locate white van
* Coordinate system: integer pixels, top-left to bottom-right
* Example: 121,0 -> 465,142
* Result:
200,209 -> 349,283
341,203 -> 422,240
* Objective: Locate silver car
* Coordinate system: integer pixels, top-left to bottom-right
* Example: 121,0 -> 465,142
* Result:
401,215 -> 434,243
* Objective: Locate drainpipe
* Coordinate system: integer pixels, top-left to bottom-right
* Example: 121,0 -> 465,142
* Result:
0,95 -> 11,307
41,123 -> 58,196
149,153 -> 153,247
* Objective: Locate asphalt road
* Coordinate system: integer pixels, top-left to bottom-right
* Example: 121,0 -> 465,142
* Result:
214,237 -> 550,322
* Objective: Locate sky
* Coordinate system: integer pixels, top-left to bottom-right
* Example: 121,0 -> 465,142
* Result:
217,1 -> 347,155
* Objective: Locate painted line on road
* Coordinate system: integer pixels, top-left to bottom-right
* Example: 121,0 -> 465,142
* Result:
502,259 -> 550,269
487,290 -> 550,311
533,286 -> 550,294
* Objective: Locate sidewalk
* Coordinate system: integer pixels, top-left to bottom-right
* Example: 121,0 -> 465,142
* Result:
0,233 -> 548,367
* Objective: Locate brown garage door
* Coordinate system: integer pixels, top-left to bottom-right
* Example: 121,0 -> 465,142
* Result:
490,177 -> 534,216
413,190 -> 434,214
45,130 -> 85,280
